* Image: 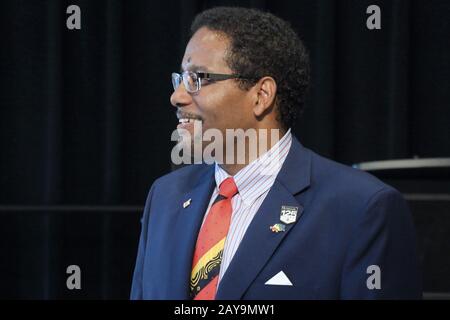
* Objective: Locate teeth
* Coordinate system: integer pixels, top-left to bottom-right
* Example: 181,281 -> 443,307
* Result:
178,118 -> 199,124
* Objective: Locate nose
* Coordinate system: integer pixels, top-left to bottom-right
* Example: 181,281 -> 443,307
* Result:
170,82 -> 192,108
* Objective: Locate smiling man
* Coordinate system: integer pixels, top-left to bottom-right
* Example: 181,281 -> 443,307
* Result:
131,7 -> 421,300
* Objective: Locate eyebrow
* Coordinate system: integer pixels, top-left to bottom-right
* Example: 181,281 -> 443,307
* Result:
180,64 -> 212,73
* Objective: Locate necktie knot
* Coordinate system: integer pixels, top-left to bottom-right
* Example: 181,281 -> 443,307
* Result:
219,177 -> 238,198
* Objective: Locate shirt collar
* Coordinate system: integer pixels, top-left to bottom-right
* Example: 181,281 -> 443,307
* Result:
214,128 -> 292,206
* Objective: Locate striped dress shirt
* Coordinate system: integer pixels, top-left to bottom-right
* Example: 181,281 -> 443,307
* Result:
201,129 -> 293,284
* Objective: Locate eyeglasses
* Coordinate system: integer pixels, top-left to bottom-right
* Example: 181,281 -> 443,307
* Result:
171,71 -> 246,93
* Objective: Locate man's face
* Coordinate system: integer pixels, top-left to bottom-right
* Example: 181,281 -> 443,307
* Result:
170,27 -> 255,151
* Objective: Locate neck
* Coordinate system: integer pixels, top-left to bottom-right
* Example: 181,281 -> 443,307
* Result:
219,127 -> 287,176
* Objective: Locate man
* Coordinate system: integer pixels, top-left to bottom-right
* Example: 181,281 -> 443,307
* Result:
131,7 -> 421,299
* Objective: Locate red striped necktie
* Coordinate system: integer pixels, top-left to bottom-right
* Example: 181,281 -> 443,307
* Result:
190,177 -> 238,300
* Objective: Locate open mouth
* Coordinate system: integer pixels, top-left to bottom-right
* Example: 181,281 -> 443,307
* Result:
176,111 -> 203,130
176,115 -> 203,131
178,118 -> 199,124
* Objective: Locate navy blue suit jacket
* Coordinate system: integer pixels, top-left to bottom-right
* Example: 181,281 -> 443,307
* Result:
131,137 -> 422,299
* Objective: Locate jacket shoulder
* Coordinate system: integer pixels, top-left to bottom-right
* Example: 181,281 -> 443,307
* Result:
308,150 -> 400,201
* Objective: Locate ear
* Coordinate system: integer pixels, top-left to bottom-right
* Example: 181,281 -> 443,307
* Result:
253,76 -> 277,117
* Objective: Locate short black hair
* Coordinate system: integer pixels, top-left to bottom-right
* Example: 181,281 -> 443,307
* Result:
190,7 -> 310,129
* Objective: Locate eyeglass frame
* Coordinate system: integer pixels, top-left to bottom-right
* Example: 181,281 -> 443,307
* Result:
171,70 -> 254,93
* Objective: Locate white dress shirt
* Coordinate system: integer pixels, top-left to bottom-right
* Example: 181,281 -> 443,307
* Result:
201,129 -> 293,284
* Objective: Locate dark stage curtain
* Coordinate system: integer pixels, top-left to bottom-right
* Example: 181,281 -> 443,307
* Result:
0,0 -> 449,299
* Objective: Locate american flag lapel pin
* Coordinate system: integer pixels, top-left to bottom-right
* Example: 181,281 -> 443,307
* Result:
183,199 -> 192,208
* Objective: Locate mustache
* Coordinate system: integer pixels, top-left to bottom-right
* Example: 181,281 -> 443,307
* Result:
176,110 -> 203,121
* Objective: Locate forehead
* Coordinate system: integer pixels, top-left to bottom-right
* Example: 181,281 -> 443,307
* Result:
181,27 -> 231,72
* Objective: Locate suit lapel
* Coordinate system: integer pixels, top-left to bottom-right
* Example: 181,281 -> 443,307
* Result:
216,137 -> 312,299
169,165 -> 215,299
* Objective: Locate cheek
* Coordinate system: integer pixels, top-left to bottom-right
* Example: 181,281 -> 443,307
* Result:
194,87 -> 251,129
226,96 -> 254,127
193,92 -> 228,123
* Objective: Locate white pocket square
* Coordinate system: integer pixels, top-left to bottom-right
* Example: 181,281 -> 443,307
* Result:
264,271 -> 293,286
